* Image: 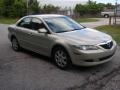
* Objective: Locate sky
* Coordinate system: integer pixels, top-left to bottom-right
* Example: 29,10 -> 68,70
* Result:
95,0 -> 120,4
38,0 -> 120,8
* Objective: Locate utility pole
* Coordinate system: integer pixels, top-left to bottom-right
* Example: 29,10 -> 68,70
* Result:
114,0 -> 118,24
27,0 -> 29,15
88,0 -> 91,4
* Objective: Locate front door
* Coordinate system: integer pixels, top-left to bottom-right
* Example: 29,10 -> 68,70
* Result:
29,17 -> 53,56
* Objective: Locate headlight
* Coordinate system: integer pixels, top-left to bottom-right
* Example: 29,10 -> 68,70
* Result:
73,45 -> 99,50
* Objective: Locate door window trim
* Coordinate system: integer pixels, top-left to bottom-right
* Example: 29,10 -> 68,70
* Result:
16,16 -> 51,34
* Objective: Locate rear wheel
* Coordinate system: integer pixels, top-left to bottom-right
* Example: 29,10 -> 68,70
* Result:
52,47 -> 71,70
11,37 -> 20,51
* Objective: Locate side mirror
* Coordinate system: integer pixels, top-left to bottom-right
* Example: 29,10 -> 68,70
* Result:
38,28 -> 47,33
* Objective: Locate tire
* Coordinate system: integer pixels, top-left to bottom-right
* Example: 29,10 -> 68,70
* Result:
104,14 -> 109,18
11,37 -> 20,51
52,47 -> 72,70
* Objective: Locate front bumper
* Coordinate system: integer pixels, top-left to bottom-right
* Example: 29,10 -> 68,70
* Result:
70,41 -> 117,66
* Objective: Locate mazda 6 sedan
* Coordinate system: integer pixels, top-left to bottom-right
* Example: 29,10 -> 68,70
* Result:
8,14 -> 117,69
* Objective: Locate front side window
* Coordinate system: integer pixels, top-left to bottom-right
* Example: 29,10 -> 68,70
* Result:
31,18 -> 45,30
17,17 -> 31,29
44,16 -> 85,33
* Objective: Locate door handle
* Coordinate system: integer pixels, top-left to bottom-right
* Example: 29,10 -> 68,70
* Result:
28,32 -> 33,35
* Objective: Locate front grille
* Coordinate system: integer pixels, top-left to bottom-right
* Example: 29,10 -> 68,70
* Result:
100,41 -> 113,49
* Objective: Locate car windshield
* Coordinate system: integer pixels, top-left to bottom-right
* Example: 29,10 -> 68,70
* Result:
43,16 -> 85,33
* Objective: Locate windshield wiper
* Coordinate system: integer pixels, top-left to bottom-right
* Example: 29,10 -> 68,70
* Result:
56,30 -> 68,33
56,27 -> 86,33
71,29 -> 80,31
69,28 -> 83,31
57,29 -> 77,33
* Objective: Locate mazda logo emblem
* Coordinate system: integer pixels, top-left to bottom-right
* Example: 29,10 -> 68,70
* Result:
107,42 -> 111,48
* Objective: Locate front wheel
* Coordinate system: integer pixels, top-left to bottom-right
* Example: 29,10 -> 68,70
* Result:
53,47 -> 72,70
11,38 -> 20,51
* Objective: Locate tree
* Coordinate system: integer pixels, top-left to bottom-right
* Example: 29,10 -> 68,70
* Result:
0,0 -> 60,18
105,3 -> 115,9
75,1 -> 104,16
29,0 -> 33,5
0,0 -> 3,16
0,0 -> 26,17
13,0 -> 27,17
1,0 -> 15,17
42,4 -> 59,13
29,0 -> 40,14
75,4 -> 88,15
0,0 -> 41,17
87,1 -> 104,14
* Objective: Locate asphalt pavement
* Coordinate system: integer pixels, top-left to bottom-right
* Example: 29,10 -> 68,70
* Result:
0,23 -> 120,90
81,18 -> 110,28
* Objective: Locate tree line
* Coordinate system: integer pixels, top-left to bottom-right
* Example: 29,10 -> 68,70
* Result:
0,0 -> 27,17
75,1 -> 104,16
75,1 -> 115,16
0,0 -> 115,18
0,0 -> 59,18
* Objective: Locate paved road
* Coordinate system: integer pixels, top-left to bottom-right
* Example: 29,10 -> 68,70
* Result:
81,18 -> 110,28
0,24 -> 120,90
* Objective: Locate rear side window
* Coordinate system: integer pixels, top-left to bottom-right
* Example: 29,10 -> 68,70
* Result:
17,17 -> 31,29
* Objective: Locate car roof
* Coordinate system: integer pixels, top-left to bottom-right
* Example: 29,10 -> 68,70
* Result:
26,14 -> 65,19
16,14 -> 66,25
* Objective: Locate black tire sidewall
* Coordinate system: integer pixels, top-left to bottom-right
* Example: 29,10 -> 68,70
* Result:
12,38 -> 20,51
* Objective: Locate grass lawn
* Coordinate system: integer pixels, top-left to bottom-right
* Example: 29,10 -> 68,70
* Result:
95,25 -> 120,45
0,18 -> 19,24
76,18 -> 99,23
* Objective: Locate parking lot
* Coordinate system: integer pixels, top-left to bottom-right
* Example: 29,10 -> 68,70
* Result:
0,24 -> 120,90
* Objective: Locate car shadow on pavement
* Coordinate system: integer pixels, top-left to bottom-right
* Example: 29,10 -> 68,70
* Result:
20,48 -> 54,64
19,47 -> 113,73
69,62 -> 110,72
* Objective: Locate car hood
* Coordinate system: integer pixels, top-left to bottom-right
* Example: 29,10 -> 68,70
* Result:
57,28 -> 112,45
